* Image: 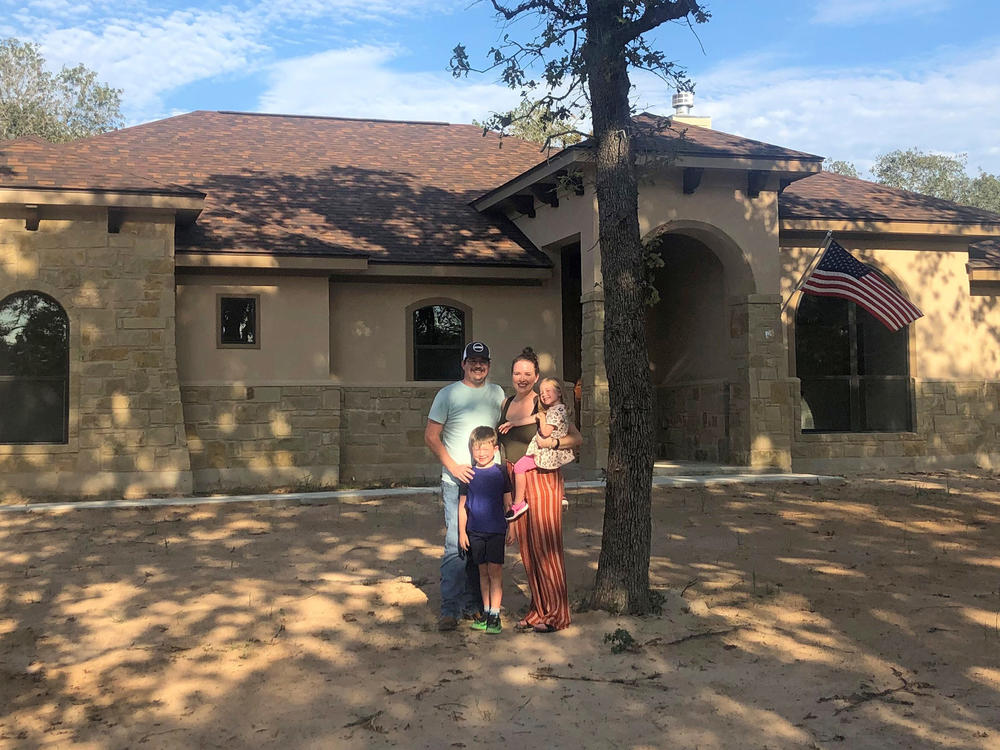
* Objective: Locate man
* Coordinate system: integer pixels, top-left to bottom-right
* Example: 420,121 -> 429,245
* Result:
425,341 -> 505,631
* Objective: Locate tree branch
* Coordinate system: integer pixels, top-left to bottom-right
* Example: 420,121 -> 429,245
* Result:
619,0 -> 706,46
490,0 -> 586,24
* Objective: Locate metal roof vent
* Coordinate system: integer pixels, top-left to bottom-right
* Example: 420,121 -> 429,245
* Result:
672,91 -> 694,116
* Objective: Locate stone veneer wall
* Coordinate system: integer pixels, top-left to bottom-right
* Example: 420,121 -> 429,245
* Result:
792,380 -> 1000,472
181,384 -> 341,491
0,213 -> 192,499
653,381 -> 729,462
339,386 -> 441,485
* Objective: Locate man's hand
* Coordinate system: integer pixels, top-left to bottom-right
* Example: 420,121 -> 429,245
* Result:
451,463 -> 474,484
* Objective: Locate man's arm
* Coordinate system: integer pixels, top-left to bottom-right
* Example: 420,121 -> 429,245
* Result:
458,494 -> 470,550
425,419 -> 473,483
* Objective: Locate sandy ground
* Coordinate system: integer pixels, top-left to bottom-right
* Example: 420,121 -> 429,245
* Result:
2,473 -> 999,749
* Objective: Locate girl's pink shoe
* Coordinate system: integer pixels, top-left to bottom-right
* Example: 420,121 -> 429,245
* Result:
505,501 -> 529,521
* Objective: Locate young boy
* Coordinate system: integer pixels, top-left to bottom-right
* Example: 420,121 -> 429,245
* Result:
458,426 -> 513,634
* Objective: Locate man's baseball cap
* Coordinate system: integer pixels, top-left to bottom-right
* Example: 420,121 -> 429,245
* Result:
462,341 -> 491,362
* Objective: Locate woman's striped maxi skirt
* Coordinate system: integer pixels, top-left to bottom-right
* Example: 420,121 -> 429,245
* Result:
508,464 -> 571,630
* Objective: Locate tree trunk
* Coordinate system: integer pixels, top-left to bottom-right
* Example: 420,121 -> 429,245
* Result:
585,0 -> 655,614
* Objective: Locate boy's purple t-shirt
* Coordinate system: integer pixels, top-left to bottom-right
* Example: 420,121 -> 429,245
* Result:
459,464 -> 511,535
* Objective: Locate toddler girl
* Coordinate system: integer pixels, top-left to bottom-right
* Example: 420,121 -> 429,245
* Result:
503,377 -> 576,520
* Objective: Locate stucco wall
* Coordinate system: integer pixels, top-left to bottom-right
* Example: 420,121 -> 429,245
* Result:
0,209 -> 192,499
781,237 -> 1000,380
328,277 -> 563,384
175,274 -> 331,383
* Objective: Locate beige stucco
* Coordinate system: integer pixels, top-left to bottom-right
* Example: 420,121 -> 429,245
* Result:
781,236 -> 1000,380
328,274 -> 564,385
175,274 -> 331,383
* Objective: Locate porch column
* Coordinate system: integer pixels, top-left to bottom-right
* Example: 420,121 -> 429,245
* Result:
728,294 -> 795,470
579,287 -> 609,475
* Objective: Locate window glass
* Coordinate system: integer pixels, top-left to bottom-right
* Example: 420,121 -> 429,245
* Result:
220,297 -> 257,346
413,305 -> 465,380
0,291 -> 69,443
796,294 -> 911,432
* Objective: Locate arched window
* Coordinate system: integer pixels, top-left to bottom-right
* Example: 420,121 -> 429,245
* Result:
0,291 -> 70,443
412,303 -> 466,381
796,294 -> 911,432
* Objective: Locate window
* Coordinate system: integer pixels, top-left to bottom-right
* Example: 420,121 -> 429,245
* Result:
0,291 -> 69,443
796,294 -> 911,432
412,304 -> 465,381
218,295 -> 259,348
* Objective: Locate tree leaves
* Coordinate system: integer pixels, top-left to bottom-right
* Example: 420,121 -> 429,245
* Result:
0,38 -> 123,142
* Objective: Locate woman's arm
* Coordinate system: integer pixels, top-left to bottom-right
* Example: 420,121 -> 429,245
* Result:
536,420 -> 582,450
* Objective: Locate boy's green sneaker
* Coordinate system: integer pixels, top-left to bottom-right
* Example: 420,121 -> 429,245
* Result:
485,614 -> 502,634
469,614 -> 488,631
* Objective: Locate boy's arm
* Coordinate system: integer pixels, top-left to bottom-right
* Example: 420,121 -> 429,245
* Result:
458,494 -> 470,549
502,490 -> 513,512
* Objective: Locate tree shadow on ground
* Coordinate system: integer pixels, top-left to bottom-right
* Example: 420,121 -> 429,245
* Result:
2,476 -> 999,748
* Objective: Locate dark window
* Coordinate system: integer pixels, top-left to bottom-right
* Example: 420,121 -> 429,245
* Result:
413,304 -> 465,381
796,294 -> 912,432
0,291 -> 69,443
219,296 -> 259,347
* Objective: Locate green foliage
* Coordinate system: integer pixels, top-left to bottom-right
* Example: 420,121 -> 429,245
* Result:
450,2 -> 709,142
871,148 -> 1000,214
823,159 -> 858,178
0,37 -> 123,142
603,627 -> 639,653
473,98 -> 583,148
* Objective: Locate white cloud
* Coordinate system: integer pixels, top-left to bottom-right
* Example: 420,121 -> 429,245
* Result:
632,44 -> 1000,174
3,0 -> 458,121
810,0 -> 945,25
258,45 -> 520,123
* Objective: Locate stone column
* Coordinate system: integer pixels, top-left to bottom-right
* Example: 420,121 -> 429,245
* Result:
579,288 -> 609,476
728,294 -> 795,470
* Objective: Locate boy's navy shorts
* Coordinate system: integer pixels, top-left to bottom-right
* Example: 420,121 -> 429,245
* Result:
468,530 -> 505,565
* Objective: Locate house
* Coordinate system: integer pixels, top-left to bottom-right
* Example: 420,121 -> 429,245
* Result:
2,102 -> 999,499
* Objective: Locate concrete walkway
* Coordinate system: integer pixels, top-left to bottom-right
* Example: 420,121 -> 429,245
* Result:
0,470 -> 844,513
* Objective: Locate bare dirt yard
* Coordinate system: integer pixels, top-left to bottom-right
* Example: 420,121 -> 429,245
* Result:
2,473 -> 999,749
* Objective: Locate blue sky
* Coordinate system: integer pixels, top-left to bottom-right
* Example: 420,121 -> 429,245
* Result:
3,0 -> 1000,174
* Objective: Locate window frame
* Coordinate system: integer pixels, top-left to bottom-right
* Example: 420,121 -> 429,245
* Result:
0,290 -> 70,445
216,293 -> 261,350
405,298 -> 472,382
796,295 -> 914,433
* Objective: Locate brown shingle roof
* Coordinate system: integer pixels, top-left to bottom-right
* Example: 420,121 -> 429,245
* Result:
781,171 -> 1000,226
629,113 -> 823,162
0,137 -> 201,196
54,111 -> 553,266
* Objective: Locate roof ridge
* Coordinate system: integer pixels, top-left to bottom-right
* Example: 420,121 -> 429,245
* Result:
213,110 -> 453,127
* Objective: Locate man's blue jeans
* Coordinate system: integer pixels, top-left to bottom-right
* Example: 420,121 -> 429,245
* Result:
440,481 -> 482,617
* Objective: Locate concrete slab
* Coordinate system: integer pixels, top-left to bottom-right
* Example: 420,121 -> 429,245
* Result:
0,472 -> 844,513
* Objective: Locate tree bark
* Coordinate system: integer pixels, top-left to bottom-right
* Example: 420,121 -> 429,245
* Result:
584,0 -> 655,614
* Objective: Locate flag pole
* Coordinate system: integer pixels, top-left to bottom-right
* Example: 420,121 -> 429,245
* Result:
780,230 -> 833,315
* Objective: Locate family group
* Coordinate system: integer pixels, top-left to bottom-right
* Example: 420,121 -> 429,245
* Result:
424,342 -> 583,634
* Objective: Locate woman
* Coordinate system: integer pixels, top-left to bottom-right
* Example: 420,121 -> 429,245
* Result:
497,347 -> 583,632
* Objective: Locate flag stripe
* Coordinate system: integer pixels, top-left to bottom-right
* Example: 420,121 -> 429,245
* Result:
803,271 -> 908,329
803,284 -> 903,330
865,273 -> 923,318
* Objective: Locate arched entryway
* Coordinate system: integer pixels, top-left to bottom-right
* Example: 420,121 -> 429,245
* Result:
643,222 -> 761,464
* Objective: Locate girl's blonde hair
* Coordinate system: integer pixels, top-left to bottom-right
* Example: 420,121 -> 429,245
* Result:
538,377 -> 564,413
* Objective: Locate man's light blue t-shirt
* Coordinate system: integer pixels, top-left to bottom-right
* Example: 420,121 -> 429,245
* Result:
428,381 -> 506,485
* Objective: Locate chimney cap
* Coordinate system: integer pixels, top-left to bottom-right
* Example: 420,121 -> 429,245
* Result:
672,91 -> 694,115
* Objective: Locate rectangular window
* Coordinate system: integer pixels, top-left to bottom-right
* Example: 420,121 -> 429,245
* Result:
217,295 -> 260,348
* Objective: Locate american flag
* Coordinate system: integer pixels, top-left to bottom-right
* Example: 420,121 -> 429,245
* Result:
801,240 -> 923,331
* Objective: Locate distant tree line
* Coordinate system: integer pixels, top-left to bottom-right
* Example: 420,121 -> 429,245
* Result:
824,150 -> 1000,215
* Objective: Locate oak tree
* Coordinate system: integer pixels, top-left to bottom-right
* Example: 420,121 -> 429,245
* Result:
452,0 -> 709,613
0,38 -> 123,142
